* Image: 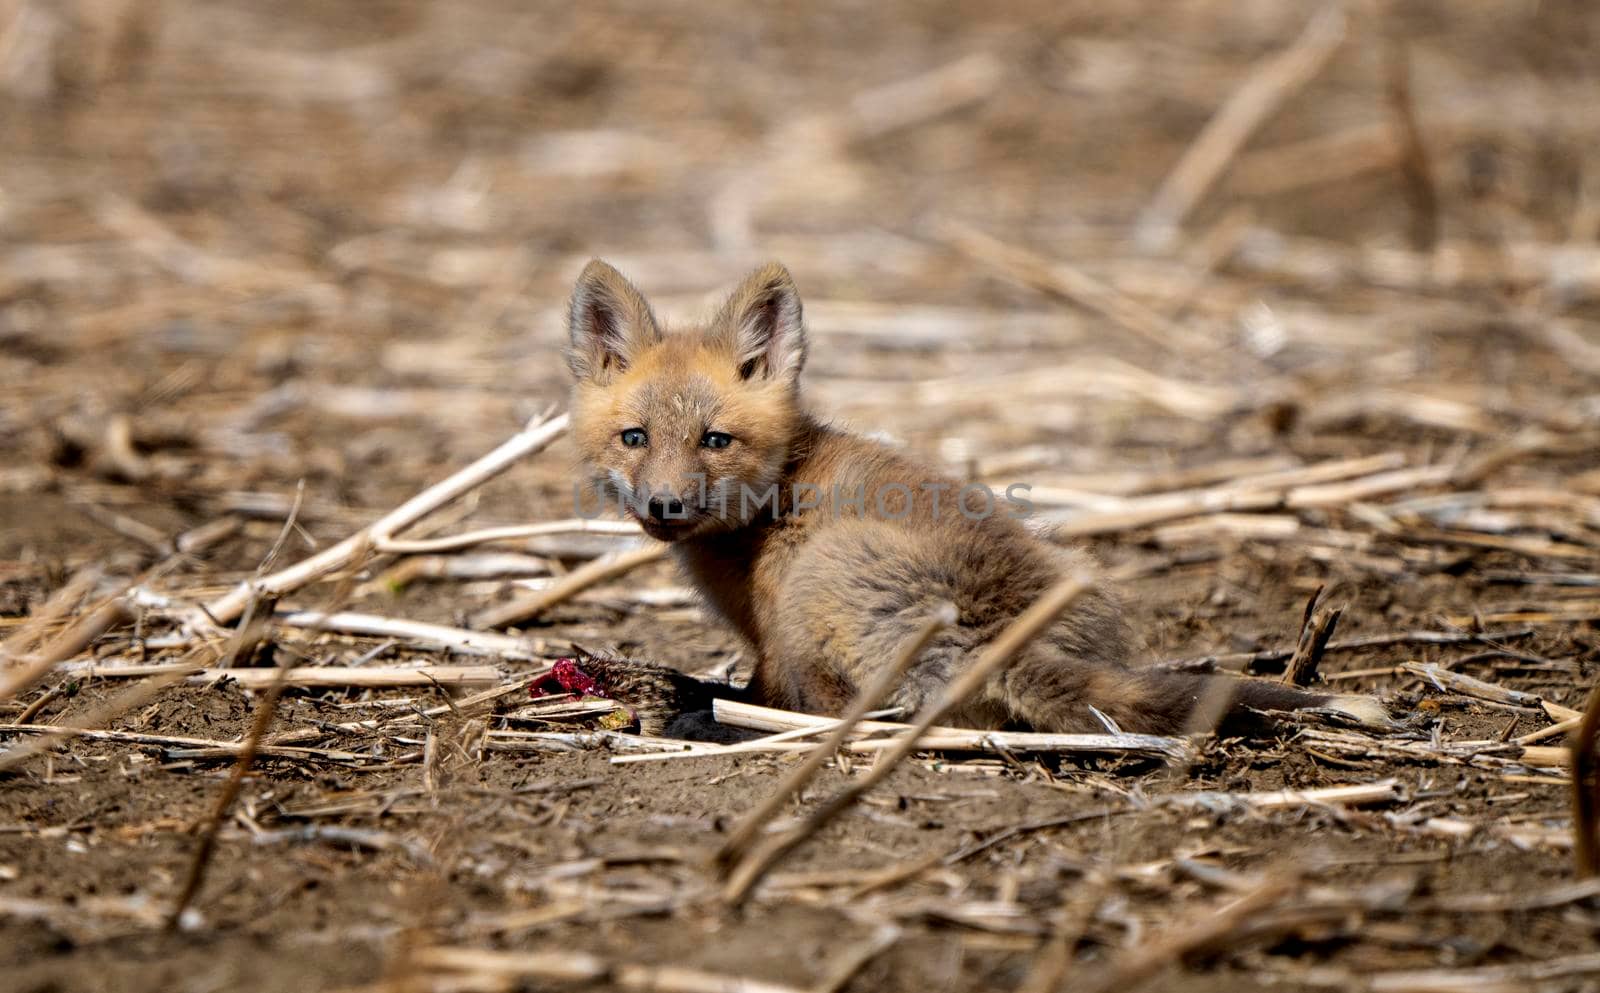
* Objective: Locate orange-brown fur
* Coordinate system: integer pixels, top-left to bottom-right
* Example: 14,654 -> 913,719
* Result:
563,260 -> 1388,736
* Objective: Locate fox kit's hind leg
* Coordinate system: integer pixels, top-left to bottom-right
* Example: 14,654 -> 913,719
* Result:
760,589 -> 1014,728
759,519 -> 1389,736
760,521 -> 1135,729
758,520 -> 1054,727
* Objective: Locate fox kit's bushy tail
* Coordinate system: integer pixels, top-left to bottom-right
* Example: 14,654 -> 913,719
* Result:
978,640 -> 1389,737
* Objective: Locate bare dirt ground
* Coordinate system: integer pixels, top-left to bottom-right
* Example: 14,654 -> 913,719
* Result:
4,2 -> 1600,991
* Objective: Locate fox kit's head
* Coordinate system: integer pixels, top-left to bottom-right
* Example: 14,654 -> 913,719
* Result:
565,260 -> 808,542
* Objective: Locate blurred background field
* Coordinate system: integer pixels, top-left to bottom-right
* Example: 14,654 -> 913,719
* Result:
4,2 -> 1600,991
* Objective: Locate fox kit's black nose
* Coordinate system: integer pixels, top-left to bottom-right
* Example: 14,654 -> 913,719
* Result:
647,495 -> 686,521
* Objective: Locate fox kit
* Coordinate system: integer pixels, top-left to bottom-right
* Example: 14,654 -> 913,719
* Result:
562,260 -> 1388,736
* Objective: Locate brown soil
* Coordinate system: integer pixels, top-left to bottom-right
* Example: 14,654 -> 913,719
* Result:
4,2 -> 1600,991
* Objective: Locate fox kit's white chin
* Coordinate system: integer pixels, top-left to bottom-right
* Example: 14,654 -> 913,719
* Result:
634,514 -> 701,542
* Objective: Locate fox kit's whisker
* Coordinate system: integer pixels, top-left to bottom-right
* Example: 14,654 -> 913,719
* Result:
558,259 -> 1391,740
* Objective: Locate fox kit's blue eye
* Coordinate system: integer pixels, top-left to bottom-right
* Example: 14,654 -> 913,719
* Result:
701,431 -> 733,449
620,428 -> 648,448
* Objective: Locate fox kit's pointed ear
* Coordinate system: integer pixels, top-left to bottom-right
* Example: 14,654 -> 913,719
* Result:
714,262 -> 807,384
566,260 -> 661,380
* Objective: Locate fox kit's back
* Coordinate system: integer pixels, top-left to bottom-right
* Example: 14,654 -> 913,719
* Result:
563,259 -> 1389,735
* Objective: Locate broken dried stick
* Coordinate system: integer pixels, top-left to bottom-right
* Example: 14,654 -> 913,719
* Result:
1341,951 -> 1600,993
1163,779 -> 1403,812
193,665 -> 501,689
1044,462 -> 1457,538
1136,6 -> 1346,246
710,699 -> 1193,763
410,945 -> 806,993
0,568 -> 100,661
200,411 -> 569,628
0,662 -> 206,773
169,659 -> 295,928
1518,714 -> 1584,745
1282,587 -> 1342,688
0,724 -> 373,764
608,708 -> 904,765
0,594 -> 133,703
471,543 -> 667,629
1077,875 -> 1298,993
276,610 -> 549,660
48,662 -> 502,688
1404,661 -> 1576,717
1570,684 -> 1600,877
1383,35 -> 1440,252
374,518 -> 640,555
942,223 -> 1218,359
